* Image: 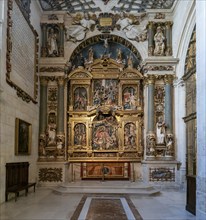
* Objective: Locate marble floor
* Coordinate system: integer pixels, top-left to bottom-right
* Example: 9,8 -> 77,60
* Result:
0,184 -> 197,220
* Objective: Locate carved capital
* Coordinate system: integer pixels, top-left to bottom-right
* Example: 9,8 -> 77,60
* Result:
165,21 -> 173,28
145,75 -> 156,85
57,77 -> 65,86
147,21 -> 154,29
40,77 -> 48,86
164,75 -> 174,84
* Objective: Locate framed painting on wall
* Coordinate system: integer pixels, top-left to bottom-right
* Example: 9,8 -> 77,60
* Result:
15,118 -> 31,155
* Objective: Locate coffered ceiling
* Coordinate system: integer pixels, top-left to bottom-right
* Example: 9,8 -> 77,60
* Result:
39,0 -> 175,13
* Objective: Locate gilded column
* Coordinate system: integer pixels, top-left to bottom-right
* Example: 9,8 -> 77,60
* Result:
146,75 -> 156,157
147,22 -> 154,56
39,77 -> 48,159
56,77 -> 65,159
165,22 -> 173,56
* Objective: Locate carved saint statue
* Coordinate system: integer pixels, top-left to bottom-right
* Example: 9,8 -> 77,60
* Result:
66,13 -> 95,42
47,116 -> 56,146
156,116 -> 165,145
154,26 -> 165,56
47,28 -> 58,56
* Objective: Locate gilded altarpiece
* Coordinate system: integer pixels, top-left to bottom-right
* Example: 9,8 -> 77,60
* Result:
67,58 -> 143,179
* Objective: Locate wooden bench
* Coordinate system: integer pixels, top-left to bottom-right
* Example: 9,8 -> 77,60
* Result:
5,162 -> 36,202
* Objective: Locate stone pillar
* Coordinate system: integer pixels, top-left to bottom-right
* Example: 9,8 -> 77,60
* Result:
39,77 -> 48,159
147,75 -> 155,132
147,22 -> 154,56
56,77 -> 65,159
41,24 -> 47,57
59,24 -> 64,57
146,75 -> 156,157
164,75 -> 174,158
164,75 -> 173,132
165,22 -> 173,56
196,1 -> 206,218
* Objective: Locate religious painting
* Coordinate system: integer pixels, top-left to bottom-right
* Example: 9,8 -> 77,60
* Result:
93,79 -> 118,105
74,87 -> 87,111
124,122 -> 137,149
15,118 -> 31,155
74,123 -> 87,147
82,162 -> 130,179
92,113 -> 118,150
122,87 -> 137,110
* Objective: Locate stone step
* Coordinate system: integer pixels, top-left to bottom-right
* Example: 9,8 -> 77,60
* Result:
53,181 -> 160,196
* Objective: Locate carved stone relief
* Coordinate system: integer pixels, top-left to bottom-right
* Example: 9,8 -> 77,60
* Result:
149,167 -> 175,181
39,168 -> 63,182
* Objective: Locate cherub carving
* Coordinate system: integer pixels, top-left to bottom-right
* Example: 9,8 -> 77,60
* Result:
116,12 -> 146,41
66,13 -> 96,42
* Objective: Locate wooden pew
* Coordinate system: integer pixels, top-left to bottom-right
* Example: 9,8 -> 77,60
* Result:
5,162 -> 36,202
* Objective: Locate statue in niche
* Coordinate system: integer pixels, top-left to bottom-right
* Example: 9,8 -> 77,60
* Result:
116,48 -> 123,63
74,87 -> 87,110
74,124 -> 86,147
116,12 -> 143,41
127,53 -> 133,68
57,139 -> 63,156
66,13 -> 96,42
47,28 -> 59,56
86,47 -> 94,64
123,87 -> 137,110
165,133 -> 174,156
124,123 -> 136,148
100,36 -> 111,56
156,116 -> 166,145
47,115 -> 57,146
146,133 -> 156,156
154,26 -> 165,56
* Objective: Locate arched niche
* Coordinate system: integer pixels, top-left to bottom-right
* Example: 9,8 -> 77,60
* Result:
69,34 -> 142,69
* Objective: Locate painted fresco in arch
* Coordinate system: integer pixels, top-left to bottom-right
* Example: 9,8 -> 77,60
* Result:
74,87 -> 87,110
124,122 -> 137,149
93,79 -> 118,106
92,113 -> 118,150
122,87 -> 137,110
74,123 -> 86,147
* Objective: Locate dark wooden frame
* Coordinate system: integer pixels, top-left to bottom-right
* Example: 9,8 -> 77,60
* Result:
15,118 -> 32,155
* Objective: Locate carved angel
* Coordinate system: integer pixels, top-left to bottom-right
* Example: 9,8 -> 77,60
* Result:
116,12 -> 146,41
66,13 -> 96,42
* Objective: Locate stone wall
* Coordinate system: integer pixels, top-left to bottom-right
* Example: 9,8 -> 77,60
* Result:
0,0 -> 42,203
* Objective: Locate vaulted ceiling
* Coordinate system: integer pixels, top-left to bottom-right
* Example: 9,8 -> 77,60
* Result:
39,0 -> 175,13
